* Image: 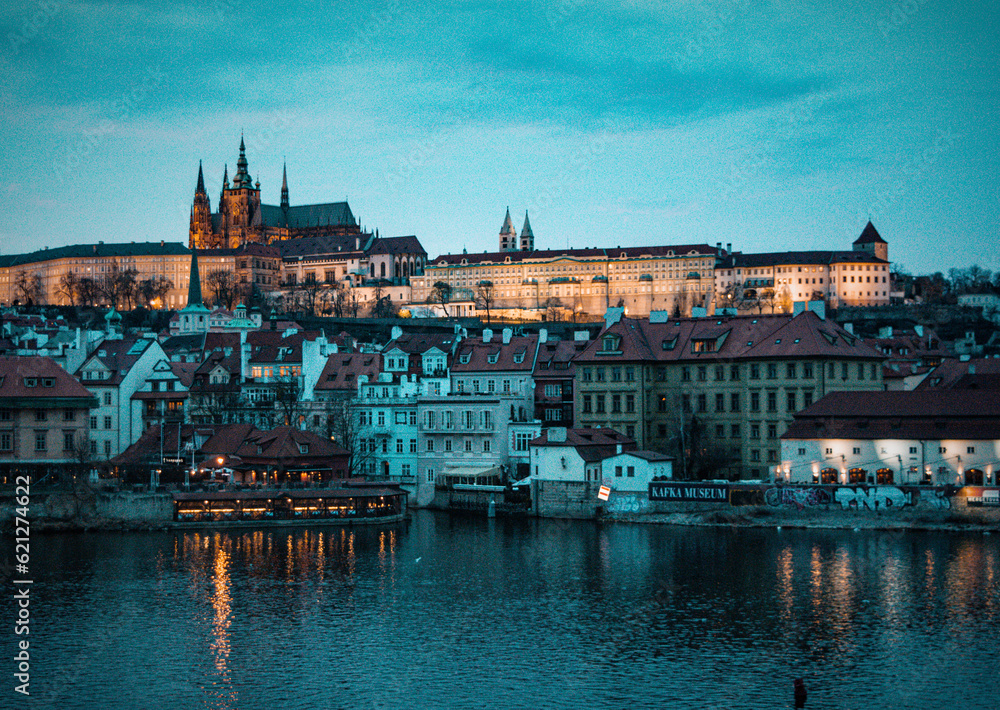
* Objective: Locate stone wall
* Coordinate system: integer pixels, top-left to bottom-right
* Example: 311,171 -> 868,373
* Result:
1,488 -> 173,530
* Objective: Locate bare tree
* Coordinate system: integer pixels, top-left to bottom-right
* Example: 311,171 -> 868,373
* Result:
671,285 -> 689,318
330,404 -> 381,478
430,281 -> 453,316
77,277 -> 100,307
543,297 -> 563,322
368,281 -> 396,319
273,376 -> 303,427
475,280 -> 496,323
96,262 -> 138,310
57,271 -> 81,306
15,271 -> 44,306
137,276 -> 174,308
205,269 -> 239,309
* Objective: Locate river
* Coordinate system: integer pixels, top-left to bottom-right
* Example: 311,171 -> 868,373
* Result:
9,512 -> 1000,709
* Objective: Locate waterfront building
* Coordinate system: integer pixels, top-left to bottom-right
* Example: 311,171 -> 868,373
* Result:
916,357 -> 1000,391
780,390 -> 1000,486
75,335 -> 169,460
529,427 -> 637,484
0,356 -> 97,480
450,328 -> 537,420
714,222 -> 892,311
532,329 -> 590,427
573,308 -> 885,479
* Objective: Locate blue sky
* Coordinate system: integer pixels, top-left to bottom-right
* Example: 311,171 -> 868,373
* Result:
1,0 -> 996,274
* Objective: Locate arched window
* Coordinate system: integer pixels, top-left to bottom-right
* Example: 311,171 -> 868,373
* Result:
380,263 -> 386,278
370,263 -> 375,277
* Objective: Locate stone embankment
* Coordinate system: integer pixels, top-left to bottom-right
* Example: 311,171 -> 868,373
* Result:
1,487 -> 172,532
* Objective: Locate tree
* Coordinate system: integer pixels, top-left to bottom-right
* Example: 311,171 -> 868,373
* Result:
76,277 -> 100,307
14,271 -> 44,306
205,269 -> 239,309
57,271 -> 81,306
430,281 -> 453,316
137,276 -> 173,309
328,403 -> 379,478
368,282 -> 396,319
296,273 -> 325,317
671,286 -> 689,318
475,280 -> 496,323
543,297 -> 563,322
96,262 -> 138,309
272,376 -> 303,427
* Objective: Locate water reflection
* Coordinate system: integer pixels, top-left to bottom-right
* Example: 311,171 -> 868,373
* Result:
209,535 -> 236,709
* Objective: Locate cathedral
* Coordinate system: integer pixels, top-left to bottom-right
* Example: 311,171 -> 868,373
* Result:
189,138 -> 363,250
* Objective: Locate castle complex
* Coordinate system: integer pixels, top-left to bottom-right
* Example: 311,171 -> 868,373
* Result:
189,137 -> 362,250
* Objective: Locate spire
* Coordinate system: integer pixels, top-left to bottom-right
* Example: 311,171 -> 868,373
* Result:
520,211 -> 533,239
195,161 -> 206,195
234,136 -> 251,188
500,207 -> 516,235
187,251 -> 203,307
280,162 -> 289,210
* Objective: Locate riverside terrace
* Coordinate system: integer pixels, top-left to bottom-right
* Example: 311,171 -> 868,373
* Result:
171,482 -> 406,526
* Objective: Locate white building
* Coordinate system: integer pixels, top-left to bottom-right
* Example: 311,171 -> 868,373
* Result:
781,390 -> 1000,486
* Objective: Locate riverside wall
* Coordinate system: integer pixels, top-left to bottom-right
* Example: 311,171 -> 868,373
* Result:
1,487 -> 174,531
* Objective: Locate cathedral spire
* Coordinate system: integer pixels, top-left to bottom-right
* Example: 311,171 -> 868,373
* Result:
234,136 -> 251,188
195,161 -> 206,195
280,162 -> 289,210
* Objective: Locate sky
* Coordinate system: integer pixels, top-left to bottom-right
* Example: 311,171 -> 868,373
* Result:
1,0 -> 997,275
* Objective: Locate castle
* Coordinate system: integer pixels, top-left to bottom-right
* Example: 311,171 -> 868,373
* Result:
189,137 -> 362,250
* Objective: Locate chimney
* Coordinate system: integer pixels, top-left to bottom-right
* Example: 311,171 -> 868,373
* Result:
914,324 -> 924,337
356,237 -> 360,250
844,322 -> 854,334
391,325 -> 403,341
483,328 -> 493,343
539,328 -> 547,344
548,427 -> 567,443
807,301 -> 826,321
969,364 -> 976,375
716,242 -> 722,252
793,301 -> 806,315
502,328 -> 512,344
726,243 -> 732,253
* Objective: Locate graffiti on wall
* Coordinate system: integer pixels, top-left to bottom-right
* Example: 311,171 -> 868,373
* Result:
764,487 -> 832,510
833,485 -> 912,510
606,494 -> 651,515
746,485 -> 958,511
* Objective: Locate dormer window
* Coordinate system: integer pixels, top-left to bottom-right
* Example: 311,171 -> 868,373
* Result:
488,353 -> 499,364
661,337 -> 677,351
42,378 -> 54,387
599,335 -> 622,354
298,443 -> 309,454
513,352 -> 524,364
459,353 -> 471,364
257,445 -> 263,454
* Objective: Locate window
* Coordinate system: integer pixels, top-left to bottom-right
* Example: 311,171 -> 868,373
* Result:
909,446 -> 918,454
841,363 -> 849,380
716,424 -> 725,437
482,440 -> 491,453
63,431 -> 74,451
751,449 -> 761,462
750,392 -> 760,412
426,439 -> 435,452
611,367 -> 621,382
786,363 -> 796,378
803,390 -> 813,408
967,446 -> 975,454
377,411 -> 386,427
426,468 -> 435,483
697,366 -> 707,382
730,364 -> 740,381
103,392 -> 112,405
857,362 -> 865,380
729,393 -> 740,412
464,439 -> 473,452
730,424 -> 740,438
657,395 -> 667,413
0,431 -> 12,451
682,395 -> 691,412
395,411 -> 407,424
681,367 -> 691,382
766,363 -> 777,379
626,424 -> 635,439
750,364 -> 760,379
767,450 -> 777,463
750,424 -> 760,439
625,367 -> 635,382
502,379 -> 511,393
63,409 -> 75,421
35,410 -> 47,422
767,392 -> 777,412
381,439 -> 388,453
627,466 -> 635,478
444,439 -> 452,452
582,395 -> 592,414
768,423 -> 778,439
34,430 -> 47,452
409,438 -> 417,453
0,409 -> 10,422
612,395 -> 621,413
615,466 -> 623,477
513,432 -> 532,452
463,410 -> 474,429
825,447 -> 833,455
715,393 -> 725,412
104,416 -> 113,430
581,368 -> 592,382
596,368 -> 605,382
853,447 -> 861,455
696,394 -> 706,412
396,439 -> 404,453
715,365 -> 725,381
786,391 -> 796,411
656,367 -> 666,382
625,394 -> 635,413
803,363 -> 814,379
596,396 -> 606,414
939,447 -> 946,454
544,384 -> 562,397
90,440 -> 97,455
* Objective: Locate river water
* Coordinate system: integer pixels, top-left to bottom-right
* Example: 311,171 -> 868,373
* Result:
10,512 -> 1000,709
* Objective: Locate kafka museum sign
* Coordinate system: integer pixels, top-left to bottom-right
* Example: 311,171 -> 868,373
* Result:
649,482 -> 730,502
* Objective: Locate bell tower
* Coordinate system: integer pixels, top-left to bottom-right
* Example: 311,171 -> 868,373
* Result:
189,161 -> 213,249
220,137 -> 262,248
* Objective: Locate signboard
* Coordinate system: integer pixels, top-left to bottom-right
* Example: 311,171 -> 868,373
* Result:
649,482 -> 729,502
598,485 -> 611,501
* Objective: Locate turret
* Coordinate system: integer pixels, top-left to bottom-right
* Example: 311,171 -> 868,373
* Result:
499,207 -> 517,252
280,162 -> 289,210
520,211 -> 534,252
189,161 -> 212,249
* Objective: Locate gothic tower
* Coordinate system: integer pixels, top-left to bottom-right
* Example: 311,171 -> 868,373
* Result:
189,161 -> 213,249
499,207 -> 517,252
519,211 -> 534,252
853,221 -> 888,262
219,137 -> 262,248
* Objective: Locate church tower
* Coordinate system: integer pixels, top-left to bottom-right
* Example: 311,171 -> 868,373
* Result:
219,137 -> 262,248
189,162 -> 213,249
519,211 -> 534,252
853,221 -> 888,262
499,207 -> 517,252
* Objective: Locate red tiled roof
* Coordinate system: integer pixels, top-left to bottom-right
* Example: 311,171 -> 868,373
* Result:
0,356 -> 96,402
576,311 -> 882,363
314,352 -> 380,393
75,336 -> 155,385
916,358 -> 1000,390
452,335 -> 537,372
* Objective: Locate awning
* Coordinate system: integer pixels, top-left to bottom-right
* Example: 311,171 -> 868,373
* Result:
442,465 -> 500,480
511,476 -> 532,487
